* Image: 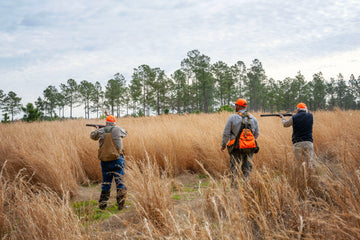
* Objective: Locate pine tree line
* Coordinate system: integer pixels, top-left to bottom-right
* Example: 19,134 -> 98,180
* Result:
1,49 -> 359,122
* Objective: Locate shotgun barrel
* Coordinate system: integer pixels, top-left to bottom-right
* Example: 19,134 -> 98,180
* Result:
85,124 -> 106,128
260,113 -> 292,117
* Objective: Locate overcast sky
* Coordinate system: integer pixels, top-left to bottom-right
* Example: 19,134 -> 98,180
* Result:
1,0 -> 359,115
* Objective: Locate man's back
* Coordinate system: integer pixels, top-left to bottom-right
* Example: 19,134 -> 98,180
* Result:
292,111 -> 313,144
222,110 -> 259,147
91,125 -> 127,150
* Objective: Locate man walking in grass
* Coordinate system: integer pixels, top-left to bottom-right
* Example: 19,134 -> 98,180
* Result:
280,103 -> 314,170
90,115 -> 128,210
221,98 -> 260,187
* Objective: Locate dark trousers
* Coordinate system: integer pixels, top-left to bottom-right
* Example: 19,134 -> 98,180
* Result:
230,152 -> 253,187
100,155 -> 126,191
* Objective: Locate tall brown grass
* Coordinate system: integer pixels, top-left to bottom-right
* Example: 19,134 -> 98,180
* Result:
0,163 -> 85,240
0,109 -> 360,239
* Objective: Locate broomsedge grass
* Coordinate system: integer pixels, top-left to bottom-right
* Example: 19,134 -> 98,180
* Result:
0,109 -> 359,239
0,163 -> 86,240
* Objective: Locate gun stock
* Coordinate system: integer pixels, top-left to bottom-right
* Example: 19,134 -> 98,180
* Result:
86,124 -> 106,128
260,113 -> 292,117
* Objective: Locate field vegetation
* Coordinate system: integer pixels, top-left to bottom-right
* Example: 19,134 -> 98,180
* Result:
1,109 -> 360,239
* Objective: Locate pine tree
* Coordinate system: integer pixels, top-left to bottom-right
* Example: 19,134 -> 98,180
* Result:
2,91 -> 22,121
60,79 -> 79,118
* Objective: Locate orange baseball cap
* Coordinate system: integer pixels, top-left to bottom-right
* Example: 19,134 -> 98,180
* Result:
296,102 -> 307,109
106,115 -> 116,122
234,98 -> 247,107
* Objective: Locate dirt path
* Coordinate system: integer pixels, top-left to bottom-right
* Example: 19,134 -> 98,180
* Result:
70,173 -> 210,236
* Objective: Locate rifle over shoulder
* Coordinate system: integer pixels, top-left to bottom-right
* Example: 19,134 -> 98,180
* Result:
86,124 -> 106,128
260,113 -> 292,117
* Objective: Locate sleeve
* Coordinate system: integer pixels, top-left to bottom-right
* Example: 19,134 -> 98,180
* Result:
111,127 -> 127,150
221,116 -> 233,147
282,116 -> 293,127
252,117 -> 260,139
90,130 -> 101,140
118,127 -> 127,138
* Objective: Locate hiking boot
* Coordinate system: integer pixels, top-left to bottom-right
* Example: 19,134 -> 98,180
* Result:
116,188 -> 127,210
99,190 -> 110,210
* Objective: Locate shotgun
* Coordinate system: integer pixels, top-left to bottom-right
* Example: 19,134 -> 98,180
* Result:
260,113 -> 293,117
86,124 -> 106,128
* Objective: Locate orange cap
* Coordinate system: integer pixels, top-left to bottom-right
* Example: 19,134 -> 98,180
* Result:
106,115 -> 116,122
234,98 -> 247,107
296,102 -> 307,109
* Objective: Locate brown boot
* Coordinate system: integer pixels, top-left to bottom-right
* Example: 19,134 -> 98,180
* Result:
99,190 -> 110,210
116,188 -> 127,210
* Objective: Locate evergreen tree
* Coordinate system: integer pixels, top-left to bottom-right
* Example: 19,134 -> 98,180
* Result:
129,70 -> 142,116
181,50 -> 214,113
231,61 -> 247,101
2,91 -> 22,121
90,81 -> 104,118
122,86 -> 131,116
150,68 -> 171,115
22,103 -> 42,122
0,89 -> 4,103
334,73 -> 347,109
60,79 -> 79,118
326,78 -> 336,109
172,69 -> 187,114
104,73 -> 126,117
56,92 -> 66,118
278,77 -> 292,111
348,74 -> 360,109
0,89 -> 5,120
212,61 -> 235,106
1,113 -> 10,123
43,85 -> 59,118
293,72 -> 308,103
35,97 -> 46,118
79,80 -> 96,119
311,72 -> 327,110
264,78 -> 280,112
245,59 -> 267,111
130,65 -> 155,116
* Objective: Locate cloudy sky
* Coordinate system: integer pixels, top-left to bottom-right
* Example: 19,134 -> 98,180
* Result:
1,0 -> 359,114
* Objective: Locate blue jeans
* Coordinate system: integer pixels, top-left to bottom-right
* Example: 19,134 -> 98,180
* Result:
100,155 -> 126,191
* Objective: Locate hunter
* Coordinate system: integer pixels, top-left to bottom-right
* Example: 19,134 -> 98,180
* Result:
221,98 -> 260,187
280,102 -> 314,170
90,115 -> 128,210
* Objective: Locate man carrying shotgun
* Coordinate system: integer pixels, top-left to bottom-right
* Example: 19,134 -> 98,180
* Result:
280,103 -> 314,170
90,115 -> 128,210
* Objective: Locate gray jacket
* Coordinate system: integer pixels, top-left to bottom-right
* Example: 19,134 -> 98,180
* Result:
90,122 -> 127,150
221,110 -> 259,147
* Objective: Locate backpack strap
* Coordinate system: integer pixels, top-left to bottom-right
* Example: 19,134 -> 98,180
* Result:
238,111 -> 252,138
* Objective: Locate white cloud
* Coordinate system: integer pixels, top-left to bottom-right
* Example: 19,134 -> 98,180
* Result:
0,0 -> 359,118
264,48 -> 360,81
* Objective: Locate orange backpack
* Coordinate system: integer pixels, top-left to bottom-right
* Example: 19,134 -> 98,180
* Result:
227,111 -> 259,154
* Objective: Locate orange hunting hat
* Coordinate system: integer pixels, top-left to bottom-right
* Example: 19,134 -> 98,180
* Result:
296,102 -> 307,109
106,115 -> 116,122
234,98 -> 247,107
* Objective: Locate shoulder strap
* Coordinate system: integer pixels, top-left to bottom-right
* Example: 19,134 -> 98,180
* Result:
238,111 -> 253,138
234,112 -> 245,140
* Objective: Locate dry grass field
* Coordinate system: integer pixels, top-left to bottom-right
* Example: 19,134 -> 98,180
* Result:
1,109 -> 360,239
